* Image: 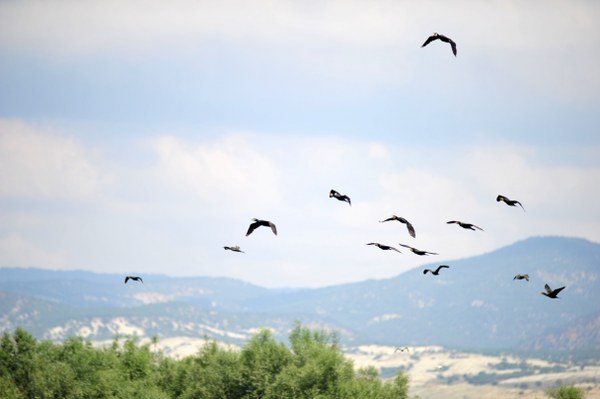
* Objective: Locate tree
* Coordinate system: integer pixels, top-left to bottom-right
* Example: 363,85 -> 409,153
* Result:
547,385 -> 586,399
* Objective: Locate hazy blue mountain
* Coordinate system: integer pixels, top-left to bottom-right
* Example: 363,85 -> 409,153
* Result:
1,236 -> 599,353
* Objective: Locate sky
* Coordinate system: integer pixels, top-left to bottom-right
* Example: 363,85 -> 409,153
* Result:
0,0 -> 599,288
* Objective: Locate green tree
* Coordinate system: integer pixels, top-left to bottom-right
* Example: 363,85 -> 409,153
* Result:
547,385 -> 586,399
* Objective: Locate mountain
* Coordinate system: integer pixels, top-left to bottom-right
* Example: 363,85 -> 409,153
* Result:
1,236 -> 599,354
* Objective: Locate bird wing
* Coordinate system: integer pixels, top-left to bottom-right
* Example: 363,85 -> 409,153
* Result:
552,286 -> 566,296
379,217 -> 394,223
524,274 -> 529,281
246,221 -> 259,236
124,277 -> 129,284
390,246 -> 402,253
269,222 -> 278,235
329,189 -> 340,198
435,265 -> 449,273
515,201 -> 526,211
472,224 -> 484,231
398,243 -> 412,250
544,284 -> 553,294
447,221 -> 458,224
450,39 -> 457,56
403,220 -> 416,238
497,195 -> 508,202
423,269 -> 431,274
421,35 -> 438,47
345,196 -> 351,206
426,251 -> 439,255
139,277 -> 144,283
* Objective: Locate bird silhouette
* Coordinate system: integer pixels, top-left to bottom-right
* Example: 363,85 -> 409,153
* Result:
367,243 -> 402,253
513,274 -> 529,282
394,346 -> 410,353
124,276 -> 143,284
447,220 -> 484,231
329,189 -> 351,206
246,218 -> 277,236
380,215 -> 416,238
224,246 -> 244,253
398,243 -> 438,256
421,32 -> 457,56
496,195 -> 525,211
541,284 -> 565,299
423,265 -> 449,275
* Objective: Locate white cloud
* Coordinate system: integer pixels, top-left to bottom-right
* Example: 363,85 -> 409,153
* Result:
0,119 -> 103,200
0,125 -> 598,287
0,234 -> 69,268
2,1 -> 598,100
151,134 -> 282,215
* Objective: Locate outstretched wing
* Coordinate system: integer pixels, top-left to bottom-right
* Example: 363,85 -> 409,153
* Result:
379,217 -> 394,223
124,276 -> 130,284
398,243 -> 413,250
246,221 -> 259,236
544,284 -> 553,295
552,286 -> 566,296
450,39 -> 457,56
400,218 -> 416,238
435,265 -> 449,273
472,224 -> 484,231
268,221 -> 278,235
421,35 -> 438,48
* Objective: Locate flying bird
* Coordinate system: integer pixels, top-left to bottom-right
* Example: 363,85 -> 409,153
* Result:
541,284 -> 565,299
367,243 -> 402,253
496,195 -> 525,211
398,243 -> 438,256
513,274 -> 529,282
246,218 -> 277,236
124,276 -> 143,284
447,220 -> 484,231
421,32 -> 457,56
329,189 -> 351,206
423,265 -> 449,275
224,246 -> 244,253
380,215 -> 416,238
394,346 -> 410,353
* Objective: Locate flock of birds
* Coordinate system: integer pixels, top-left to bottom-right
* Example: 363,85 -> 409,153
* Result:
124,33 -> 565,309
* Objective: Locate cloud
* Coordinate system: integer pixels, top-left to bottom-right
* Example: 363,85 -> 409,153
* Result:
151,134 -> 282,215
0,234 -> 69,268
0,124 -> 598,287
0,119 -> 103,200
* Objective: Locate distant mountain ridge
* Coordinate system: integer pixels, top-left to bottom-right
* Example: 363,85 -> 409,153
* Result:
1,236 -> 599,353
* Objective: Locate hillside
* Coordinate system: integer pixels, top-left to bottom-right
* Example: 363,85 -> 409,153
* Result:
1,236 -> 599,354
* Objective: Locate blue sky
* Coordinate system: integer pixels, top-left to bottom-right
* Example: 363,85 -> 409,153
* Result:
1,1 -> 599,287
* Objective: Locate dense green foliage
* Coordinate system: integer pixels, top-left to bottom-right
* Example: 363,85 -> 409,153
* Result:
0,325 -> 409,399
546,385 -> 586,399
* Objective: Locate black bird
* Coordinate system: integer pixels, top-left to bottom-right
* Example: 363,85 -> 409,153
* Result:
421,32 -> 457,56
496,195 -> 525,211
541,284 -> 565,299
124,276 -> 143,284
423,265 -> 449,275
398,243 -> 438,256
224,246 -> 244,253
447,220 -> 484,231
394,346 -> 410,353
380,215 -> 416,238
367,243 -> 402,253
329,189 -> 351,206
246,218 -> 277,236
513,274 -> 529,282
